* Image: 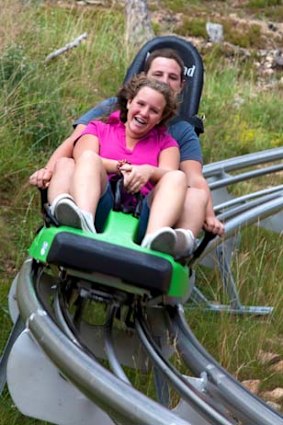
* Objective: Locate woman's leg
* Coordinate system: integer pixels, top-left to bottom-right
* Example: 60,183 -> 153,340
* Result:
141,171 -> 187,255
47,157 -> 75,204
48,151 -> 108,233
69,150 -> 108,216
146,170 -> 187,233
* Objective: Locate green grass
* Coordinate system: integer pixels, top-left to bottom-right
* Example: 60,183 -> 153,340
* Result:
191,225 -> 283,387
0,0 -> 283,422
199,63 -> 283,161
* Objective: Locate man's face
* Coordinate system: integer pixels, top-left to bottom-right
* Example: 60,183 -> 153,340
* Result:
146,57 -> 183,94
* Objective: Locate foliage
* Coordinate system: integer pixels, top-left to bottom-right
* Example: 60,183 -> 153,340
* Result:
248,0 -> 282,7
261,4 -> 283,21
199,63 -> 283,162
175,17 -> 207,38
161,0 -> 200,13
222,20 -> 264,49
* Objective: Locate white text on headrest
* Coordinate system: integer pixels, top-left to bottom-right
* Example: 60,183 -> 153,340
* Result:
184,65 -> 195,78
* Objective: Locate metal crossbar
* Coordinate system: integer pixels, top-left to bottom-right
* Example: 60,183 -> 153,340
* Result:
192,149 -> 283,314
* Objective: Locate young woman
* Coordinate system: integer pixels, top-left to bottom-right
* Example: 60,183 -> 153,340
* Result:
30,75 -> 188,256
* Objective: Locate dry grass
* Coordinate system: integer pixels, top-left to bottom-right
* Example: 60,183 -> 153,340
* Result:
0,0 -> 28,51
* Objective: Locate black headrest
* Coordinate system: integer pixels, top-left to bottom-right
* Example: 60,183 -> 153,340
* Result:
123,36 -> 204,120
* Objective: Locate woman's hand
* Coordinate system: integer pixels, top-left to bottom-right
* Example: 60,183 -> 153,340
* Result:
120,164 -> 153,194
29,167 -> 53,189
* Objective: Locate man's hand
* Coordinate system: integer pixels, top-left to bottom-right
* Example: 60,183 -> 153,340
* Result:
203,215 -> 225,236
29,167 -> 53,189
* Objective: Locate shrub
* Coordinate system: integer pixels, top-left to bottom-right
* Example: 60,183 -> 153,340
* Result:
248,0 -> 282,7
222,20 -> 264,49
175,17 -> 207,38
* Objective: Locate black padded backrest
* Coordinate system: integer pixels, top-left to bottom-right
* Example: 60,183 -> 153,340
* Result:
123,35 -> 204,120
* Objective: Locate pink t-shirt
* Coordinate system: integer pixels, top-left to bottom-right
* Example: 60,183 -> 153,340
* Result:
80,111 -> 178,195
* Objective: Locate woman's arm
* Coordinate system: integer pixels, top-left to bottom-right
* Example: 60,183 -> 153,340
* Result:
150,146 -> 180,181
121,146 -> 180,193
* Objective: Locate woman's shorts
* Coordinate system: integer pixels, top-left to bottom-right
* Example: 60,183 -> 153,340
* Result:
95,183 -> 150,243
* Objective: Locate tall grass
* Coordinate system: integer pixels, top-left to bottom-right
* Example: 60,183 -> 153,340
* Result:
0,0 -> 283,422
193,224 -> 283,391
200,60 -> 283,162
0,1 -> 128,259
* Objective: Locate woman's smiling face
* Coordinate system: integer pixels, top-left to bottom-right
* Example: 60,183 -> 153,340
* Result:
126,86 -> 166,139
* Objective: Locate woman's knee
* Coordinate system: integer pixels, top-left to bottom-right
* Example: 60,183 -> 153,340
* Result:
53,157 -> 75,174
77,149 -> 100,164
161,170 -> 187,189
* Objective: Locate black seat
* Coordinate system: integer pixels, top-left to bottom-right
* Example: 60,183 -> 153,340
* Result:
47,232 -> 173,295
124,35 -> 204,126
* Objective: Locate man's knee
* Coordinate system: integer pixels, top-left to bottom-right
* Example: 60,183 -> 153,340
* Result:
186,187 -> 208,207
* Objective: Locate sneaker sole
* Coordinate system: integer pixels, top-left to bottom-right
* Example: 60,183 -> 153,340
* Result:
150,231 -> 176,256
55,201 -> 83,229
50,193 -> 74,216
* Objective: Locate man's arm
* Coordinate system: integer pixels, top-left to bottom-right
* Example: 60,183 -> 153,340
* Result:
73,97 -> 117,127
29,124 -> 86,188
29,98 -> 117,188
51,97 -> 117,166
180,159 -> 224,236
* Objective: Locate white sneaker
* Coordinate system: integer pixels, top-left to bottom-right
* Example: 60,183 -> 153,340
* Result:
174,228 -> 196,258
50,193 -> 74,216
141,227 -> 176,256
54,198 -> 96,233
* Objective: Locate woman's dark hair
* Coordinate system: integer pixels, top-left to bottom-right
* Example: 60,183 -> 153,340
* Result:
117,73 -> 178,127
144,48 -> 185,82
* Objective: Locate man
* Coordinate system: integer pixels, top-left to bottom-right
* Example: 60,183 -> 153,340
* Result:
30,48 -> 224,257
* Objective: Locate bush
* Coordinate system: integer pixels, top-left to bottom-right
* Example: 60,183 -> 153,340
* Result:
248,0 -> 282,7
222,20 -> 264,49
175,17 -> 207,38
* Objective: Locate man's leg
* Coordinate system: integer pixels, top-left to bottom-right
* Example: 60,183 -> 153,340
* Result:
174,187 -> 208,257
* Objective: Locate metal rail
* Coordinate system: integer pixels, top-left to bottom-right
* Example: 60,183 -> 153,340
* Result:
167,305 -> 283,425
15,259 -> 191,425
196,195 -> 283,263
53,285 -> 234,424
135,310 -> 235,425
214,185 -> 283,213
203,147 -> 283,178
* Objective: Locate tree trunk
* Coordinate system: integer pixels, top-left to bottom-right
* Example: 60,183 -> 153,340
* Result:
125,0 -> 154,53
